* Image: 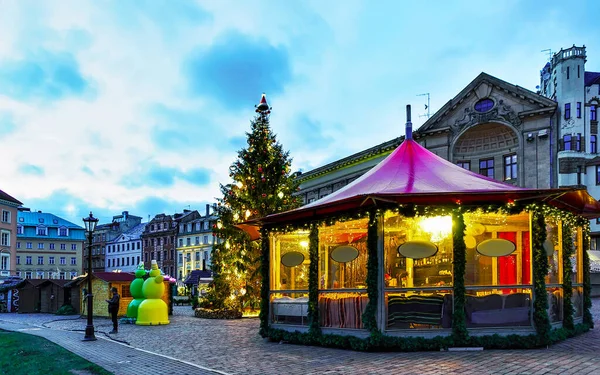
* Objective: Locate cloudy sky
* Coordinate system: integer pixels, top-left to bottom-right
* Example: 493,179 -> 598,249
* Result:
0,0 -> 599,225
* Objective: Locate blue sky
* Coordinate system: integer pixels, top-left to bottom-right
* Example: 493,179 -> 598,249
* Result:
0,0 -> 599,225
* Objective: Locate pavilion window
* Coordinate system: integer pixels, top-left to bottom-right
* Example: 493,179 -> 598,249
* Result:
317,218 -> 369,329
545,216 -> 564,323
462,210 -> 533,328
383,212 -> 453,330
269,230 -> 310,326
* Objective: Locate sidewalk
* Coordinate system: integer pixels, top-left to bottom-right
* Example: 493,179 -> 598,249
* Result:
0,319 -> 228,375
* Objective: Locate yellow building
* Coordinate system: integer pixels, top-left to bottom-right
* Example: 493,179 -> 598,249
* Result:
176,205 -> 218,283
16,209 -> 85,280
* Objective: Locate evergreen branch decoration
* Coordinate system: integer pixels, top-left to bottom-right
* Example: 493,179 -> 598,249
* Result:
259,227 -> 270,337
451,209 -> 468,344
581,222 -> 594,327
362,210 -> 379,333
531,209 -> 551,343
562,221 -> 575,331
308,224 -> 320,336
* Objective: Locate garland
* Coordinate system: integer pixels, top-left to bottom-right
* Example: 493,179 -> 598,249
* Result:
266,323 -> 590,351
531,209 -> 551,344
562,221 -> 575,331
451,209 -> 468,344
308,224 -> 320,336
362,210 -> 379,334
581,222 -> 594,327
259,227 -> 270,337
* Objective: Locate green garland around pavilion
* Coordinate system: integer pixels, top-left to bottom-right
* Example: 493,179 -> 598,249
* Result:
308,223 -> 320,337
561,221 -> 575,332
581,221 -> 594,327
531,209 -> 551,344
259,227 -> 271,337
451,209 -> 468,345
363,210 -> 379,334
262,203 -> 591,351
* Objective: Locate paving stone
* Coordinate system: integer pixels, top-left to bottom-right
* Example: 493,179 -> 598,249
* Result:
1,300 -> 600,374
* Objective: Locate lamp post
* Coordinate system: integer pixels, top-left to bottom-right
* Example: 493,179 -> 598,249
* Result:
82,211 -> 98,341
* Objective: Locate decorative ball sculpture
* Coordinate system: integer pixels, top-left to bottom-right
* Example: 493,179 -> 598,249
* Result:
126,262 -> 146,319
136,260 -> 170,326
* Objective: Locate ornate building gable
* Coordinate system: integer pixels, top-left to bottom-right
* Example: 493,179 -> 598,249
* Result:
417,72 -> 556,137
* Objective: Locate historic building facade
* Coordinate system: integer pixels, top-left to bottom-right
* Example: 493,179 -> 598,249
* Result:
296,45 -> 600,243
297,72 -> 557,202
105,222 -> 147,273
15,209 -> 85,279
0,189 -> 22,278
141,212 -> 183,277
175,204 -> 218,282
86,211 -> 142,273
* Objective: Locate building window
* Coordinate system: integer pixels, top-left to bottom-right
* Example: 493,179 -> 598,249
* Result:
578,65 -> 581,78
37,256 -> 43,265
71,257 -> 76,265
25,271 -> 32,279
70,272 -> 77,279
479,158 -> 494,178
0,231 -> 9,246
204,222 -> 209,230
59,272 -> 65,280
49,256 -> 55,265
474,98 -> 494,113
576,133 -> 582,151
565,103 -> 571,119
195,222 -> 201,231
137,242 -> 141,250
38,243 -> 44,249
26,256 -> 32,265
59,227 -> 68,236
187,223 -> 192,232
37,226 -> 47,236
203,235 -> 208,244
567,66 -> 570,79
17,225 -> 23,234
16,256 -> 20,265
564,134 -> 572,150
1,210 -> 10,223
592,105 -> 597,121
456,161 -> 470,170
592,135 -> 597,154
60,257 -> 66,265
503,154 -> 517,181
577,102 -> 582,118
179,239 -> 183,247
186,238 -> 191,246
49,243 -> 55,250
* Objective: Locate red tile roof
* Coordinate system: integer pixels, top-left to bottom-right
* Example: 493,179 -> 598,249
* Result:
0,189 -> 23,205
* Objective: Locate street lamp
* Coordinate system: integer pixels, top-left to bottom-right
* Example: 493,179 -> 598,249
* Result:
82,211 -> 98,341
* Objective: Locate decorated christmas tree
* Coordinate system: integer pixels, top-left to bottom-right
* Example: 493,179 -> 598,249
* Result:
205,94 -> 301,311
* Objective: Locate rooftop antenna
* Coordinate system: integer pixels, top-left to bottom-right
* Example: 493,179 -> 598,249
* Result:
417,93 -> 430,119
541,49 -> 553,62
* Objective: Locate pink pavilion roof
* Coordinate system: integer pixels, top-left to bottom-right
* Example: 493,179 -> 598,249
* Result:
258,137 -> 600,225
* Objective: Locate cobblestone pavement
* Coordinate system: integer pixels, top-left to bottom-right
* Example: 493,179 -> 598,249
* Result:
1,300 -> 600,375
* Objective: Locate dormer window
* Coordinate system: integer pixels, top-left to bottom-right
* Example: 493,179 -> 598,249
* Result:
59,227 -> 68,237
19,217 -> 24,222
37,226 -> 48,236
53,219 -> 58,224
38,218 -> 44,223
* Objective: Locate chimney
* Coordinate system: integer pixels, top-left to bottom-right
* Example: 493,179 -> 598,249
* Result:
405,104 -> 413,140
205,204 -> 210,217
